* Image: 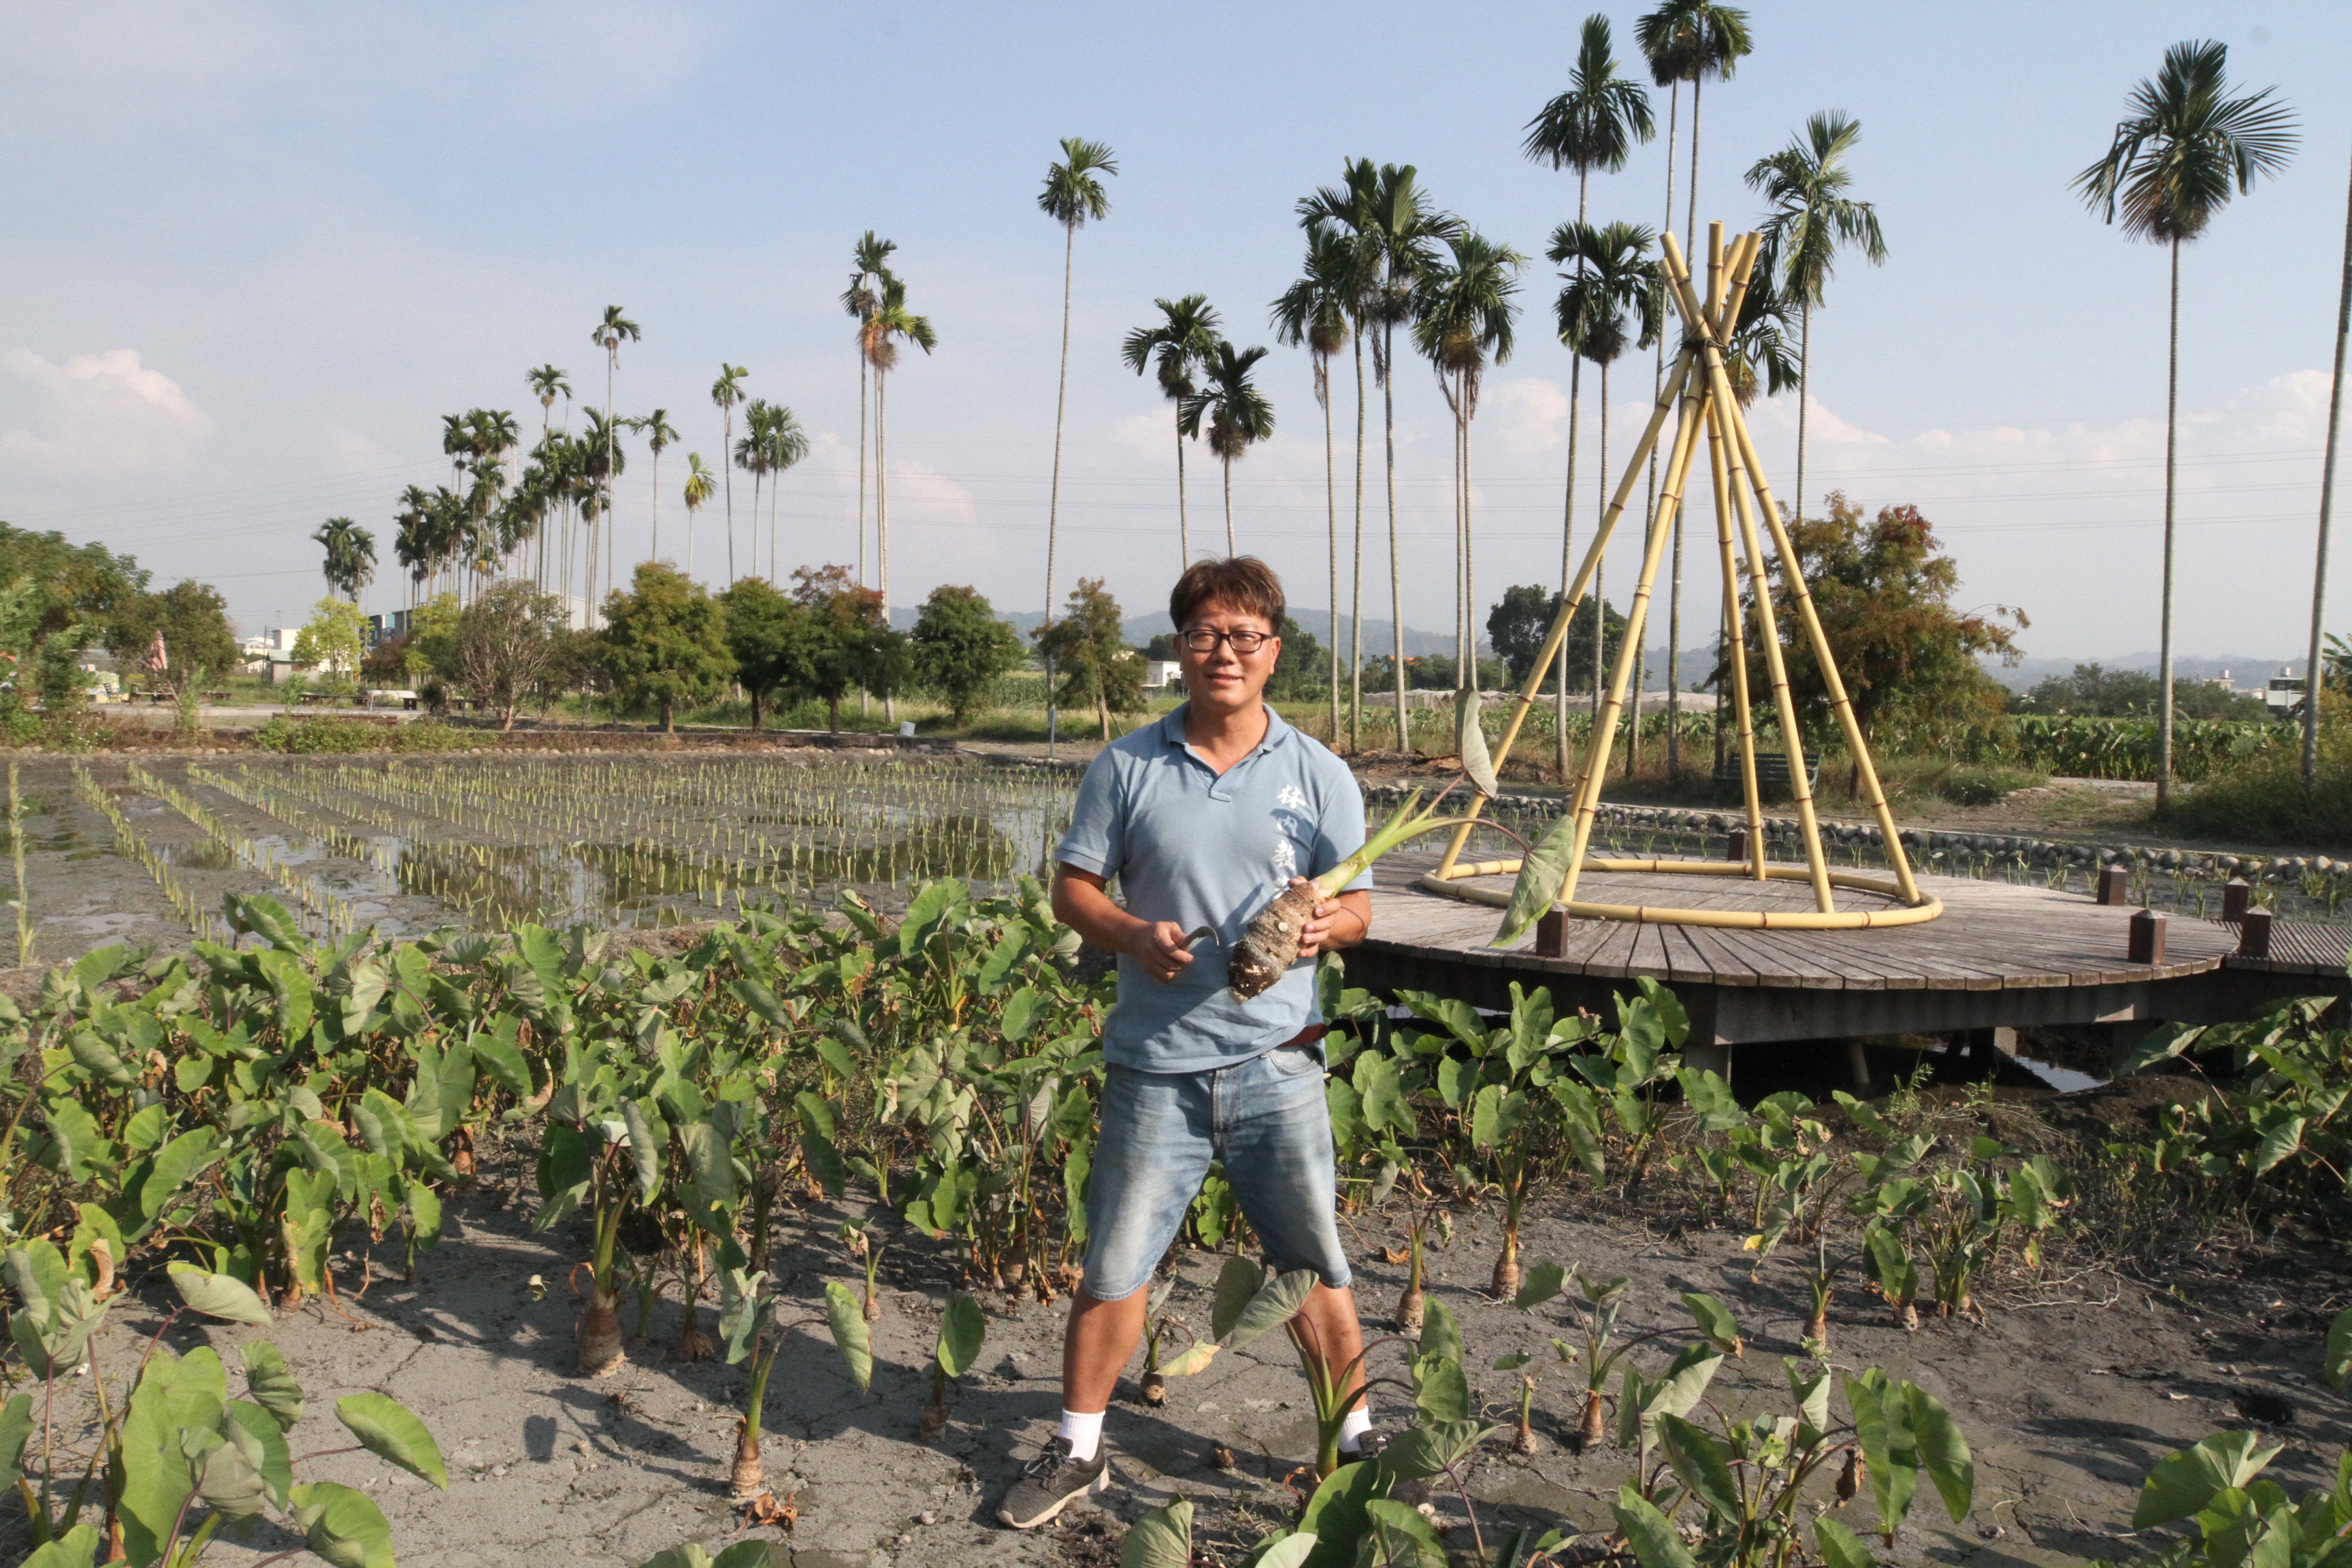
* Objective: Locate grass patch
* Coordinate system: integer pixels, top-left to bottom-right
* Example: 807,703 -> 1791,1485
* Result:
2167,726 -> 2352,846
252,715 -> 491,755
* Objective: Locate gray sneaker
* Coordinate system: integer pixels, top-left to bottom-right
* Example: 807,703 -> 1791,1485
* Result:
996,1437 -> 1112,1529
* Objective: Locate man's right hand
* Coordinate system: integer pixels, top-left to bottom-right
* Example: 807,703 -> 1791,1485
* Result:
1128,921 -> 1198,983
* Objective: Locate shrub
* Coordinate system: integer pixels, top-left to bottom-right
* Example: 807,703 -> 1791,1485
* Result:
252,715 -> 488,754
2168,723 -> 2352,845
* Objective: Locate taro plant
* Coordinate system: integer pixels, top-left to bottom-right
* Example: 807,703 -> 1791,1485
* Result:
1488,1260 -> 1567,1453
5,1245 -> 448,1567
916,1289 -> 987,1441
2121,1430 -> 2352,1568
717,1271 -> 871,1503
533,1039 -> 657,1375
1162,1258 -> 1367,1479
1137,1277 -> 1215,1407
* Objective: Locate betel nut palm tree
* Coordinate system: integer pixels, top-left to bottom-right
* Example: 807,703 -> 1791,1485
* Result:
1036,136 -> 1116,754
1548,220 -> 1661,725
590,306 -> 640,625
1413,229 -> 1525,696
1333,163 -> 1456,751
843,232 -> 898,586
313,517 -> 376,603
734,400 -> 778,583
681,453 -> 716,581
1273,230 -> 1357,743
1179,341 -> 1276,557
2074,39 -> 2296,809
760,405 -> 810,584
710,363 -> 750,583
527,365 -> 571,590
632,409 -> 679,565
1296,158 -> 1385,753
1525,12 -> 1654,778
1637,0 -> 1750,779
864,274 -> 935,630
1747,111 -> 1887,583
1122,294 -> 1222,569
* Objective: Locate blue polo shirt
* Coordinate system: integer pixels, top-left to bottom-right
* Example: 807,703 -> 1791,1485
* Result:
1056,703 -> 1371,1073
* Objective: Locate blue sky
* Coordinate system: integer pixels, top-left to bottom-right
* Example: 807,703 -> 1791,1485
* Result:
3,0 -> 2349,666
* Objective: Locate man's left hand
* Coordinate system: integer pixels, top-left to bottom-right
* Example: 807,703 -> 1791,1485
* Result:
1290,879 -> 1366,962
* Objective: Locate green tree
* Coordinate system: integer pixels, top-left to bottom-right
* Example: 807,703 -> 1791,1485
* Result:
633,408 -> 679,563
1414,229 -> 1526,690
2074,39 -> 2298,808
1525,13 -> 1655,777
681,453 -> 716,581
312,517 -> 376,602
1123,294 -> 1224,568
1273,235 -> 1357,742
602,561 -> 733,732
403,593 -> 462,685
1548,220 -> 1662,725
789,564 -> 898,733
1034,578 -> 1143,742
1746,112 -> 1888,532
1737,493 -> 2025,786
719,576 -> 806,732
291,597 -> 366,689
1037,135 -> 1119,738
0,523 -> 148,648
911,584 -> 1024,725
451,579 -> 566,730
1179,341 -> 1276,555
1266,615 -> 1328,702
1486,582 -> 1627,692
107,579 -> 237,730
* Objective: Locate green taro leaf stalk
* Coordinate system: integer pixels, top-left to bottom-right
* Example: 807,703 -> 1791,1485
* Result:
719,1271 -> 872,1502
917,1290 -> 986,1441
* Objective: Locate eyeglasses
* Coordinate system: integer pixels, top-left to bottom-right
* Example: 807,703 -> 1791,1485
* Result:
1179,628 -> 1275,654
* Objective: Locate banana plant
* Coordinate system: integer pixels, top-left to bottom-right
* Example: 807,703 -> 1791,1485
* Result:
915,1290 -> 986,1441
717,1271 -> 871,1503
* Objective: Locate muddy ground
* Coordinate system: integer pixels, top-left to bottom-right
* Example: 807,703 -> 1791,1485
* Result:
29,1101 -> 2344,1568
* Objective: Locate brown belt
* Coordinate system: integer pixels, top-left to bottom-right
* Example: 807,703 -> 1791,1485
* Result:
1277,1024 -> 1330,1051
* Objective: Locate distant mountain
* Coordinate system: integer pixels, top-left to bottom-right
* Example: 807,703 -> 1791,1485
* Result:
887,605 -> 1469,658
1985,653 -> 2308,693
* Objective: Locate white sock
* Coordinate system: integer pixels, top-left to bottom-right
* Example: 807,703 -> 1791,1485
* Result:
1058,1409 -> 1105,1463
1337,1407 -> 1374,1455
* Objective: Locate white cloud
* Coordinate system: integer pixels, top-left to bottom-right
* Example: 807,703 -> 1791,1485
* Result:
2,348 -> 215,472
1482,376 -> 1569,458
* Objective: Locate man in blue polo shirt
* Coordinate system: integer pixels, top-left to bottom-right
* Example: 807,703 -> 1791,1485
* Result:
997,556 -> 1377,1530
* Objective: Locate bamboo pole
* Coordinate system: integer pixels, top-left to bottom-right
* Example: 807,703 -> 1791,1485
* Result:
1433,346 -> 1701,877
1552,360 -> 1710,912
1667,232 -> 1922,904
1708,396 -> 1766,880
1659,233 -> 1834,913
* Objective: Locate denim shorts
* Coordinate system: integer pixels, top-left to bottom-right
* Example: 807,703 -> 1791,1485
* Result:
1081,1044 -> 1352,1302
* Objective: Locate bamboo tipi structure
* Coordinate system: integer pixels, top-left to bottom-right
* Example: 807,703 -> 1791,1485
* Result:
1424,225 -> 1941,931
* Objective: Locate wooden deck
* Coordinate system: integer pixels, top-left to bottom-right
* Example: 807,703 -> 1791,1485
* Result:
1351,853 -> 2351,1049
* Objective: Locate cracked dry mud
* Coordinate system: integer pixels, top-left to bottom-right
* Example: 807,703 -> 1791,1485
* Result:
76,1161 -> 2347,1568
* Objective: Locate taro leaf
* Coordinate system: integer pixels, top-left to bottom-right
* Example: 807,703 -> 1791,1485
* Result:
681,1120 -> 737,1212
16,1523 -> 103,1568
404,1174 -> 444,1249
198,1418 -> 272,1519
1682,1292 -> 1744,1357
1626,1345 -> 1722,1453
1211,1255 -> 1267,1341
41,1097 -> 105,1182
1160,1343 -> 1220,1377
2134,1431 -> 2282,1529
1002,986 -> 1043,1045
1904,1385 -> 1974,1523
730,975 -> 792,1028
1785,1358 -> 1832,1441
621,1098 -> 666,1206
717,1269 -> 772,1366
291,1480 -> 397,1568
1419,1295 -> 1464,1370
938,1290 -> 986,1379
1514,1262 -> 1566,1311
2253,1113 -> 2308,1176
168,1262 -> 272,1326
1362,1498 -> 1448,1568
825,1279 -> 874,1392
1610,1484 -> 1701,1568
67,1026 -> 137,1088
1120,1496 -> 1194,1568
1677,1068 -> 1748,1133
1354,1054 -> 1416,1138
1226,1268 -> 1317,1351
1844,1373 -> 1918,1541
1379,1420 -> 1494,1481
1494,808 -> 1579,947
229,894 -> 306,951
243,1341 -> 305,1432
1255,1534 -> 1320,1568
141,1127 -> 224,1222
474,1026 -> 532,1098
1455,688 -> 1499,798
0,1392 -> 32,1488
336,1392 -> 449,1489
1412,1357 -> 1470,1424
712,1546 -> 779,1568
1813,1516 -> 1875,1568
1657,1414 -> 1741,1522
353,1088 -> 408,1158
1298,1460 -> 1388,1568
2328,1309 -> 2352,1391
900,879 -> 966,956
2117,1021 -> 2206,1076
